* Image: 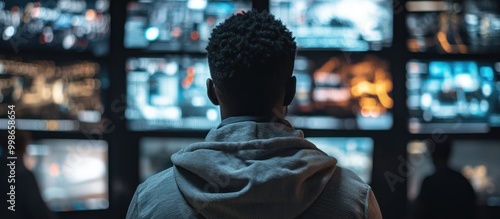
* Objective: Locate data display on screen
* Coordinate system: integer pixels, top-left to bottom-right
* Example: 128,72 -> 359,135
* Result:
270,0 -> 393,51
0,57 -> 108,131
126,56 -> 220,131
0,0 -> 110,56
25,139 -> 109,211
407,140 -> 500,207
407,60 -> 500,133
307,137 -> 373,183
139,137 -> 203,182
124,0 -> 251,52
287,54 -> 393,130
406,0 -> 500,53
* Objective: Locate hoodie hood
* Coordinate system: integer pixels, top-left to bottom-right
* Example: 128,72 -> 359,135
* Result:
171,120 -> 337,219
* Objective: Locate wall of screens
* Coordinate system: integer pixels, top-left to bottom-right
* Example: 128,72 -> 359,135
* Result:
403,0 -> 500,134
407,60 -> 500,133
0,0 -> 110,56
0,1 -> 112,217
0,1 -> 499,219
119,1 -> 499,218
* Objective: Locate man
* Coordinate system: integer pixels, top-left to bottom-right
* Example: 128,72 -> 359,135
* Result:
1,131 -> 57,219
127,10 -> 382,219
410,139 -> 476,219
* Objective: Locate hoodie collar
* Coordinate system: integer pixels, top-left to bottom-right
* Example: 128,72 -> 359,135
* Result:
217,116 -> 292,129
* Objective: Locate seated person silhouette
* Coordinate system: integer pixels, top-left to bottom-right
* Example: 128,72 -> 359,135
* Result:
411,138 -> 477,219
127,10 -> 382,219
1,130 -> 57,219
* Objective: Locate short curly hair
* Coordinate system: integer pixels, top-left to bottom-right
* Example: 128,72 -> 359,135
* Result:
206,10 -> 296,107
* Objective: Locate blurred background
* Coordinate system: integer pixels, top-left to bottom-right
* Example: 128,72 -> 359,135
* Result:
0,0 -> 499,218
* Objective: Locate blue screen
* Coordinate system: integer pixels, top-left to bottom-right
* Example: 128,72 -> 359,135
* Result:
307,137 -> 374,183
126,56 -> 220,131
407,60 -> 500,133
124,0 -> 251,52
270,0 -> 393,51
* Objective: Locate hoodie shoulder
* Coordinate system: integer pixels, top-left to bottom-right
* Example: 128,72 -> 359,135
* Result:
298,167 -> 382,219
126,168 -> 202,219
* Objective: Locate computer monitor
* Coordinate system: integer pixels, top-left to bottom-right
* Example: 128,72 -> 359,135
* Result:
407,60 -> 500,133
270,0 -> 393,51
25,139 -> 109,211
139,137 -> 203,182
287,54 -> 393,130
407,140 -> 500,207
306,137 -> 373,183
0,57 -> 108,131
406,0 -> 500,53
124,0 -> 251,51
126,56 -> 219,131
0,0 -> 110,56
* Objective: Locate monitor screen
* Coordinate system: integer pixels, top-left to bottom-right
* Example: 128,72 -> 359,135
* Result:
0,57 -> 108,131
270,0 -> 393,51
124,0 -> 251,52
25,139 -> 109,211
407,60 -> 500,133
406,0 -> 500,53
287,54 -> 393,130
306,137 -> 373,183
407,140 -> 500,207
0,0 -> 110,56
126,56 -> 220,131
139,137 -> 203,182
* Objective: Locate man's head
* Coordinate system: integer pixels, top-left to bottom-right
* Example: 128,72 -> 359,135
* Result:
206,10 -> 297,119
430,138 -> 452,168
0,130 -> 31,157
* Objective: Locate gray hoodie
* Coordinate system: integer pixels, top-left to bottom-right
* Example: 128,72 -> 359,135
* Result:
126,119 -> 382,219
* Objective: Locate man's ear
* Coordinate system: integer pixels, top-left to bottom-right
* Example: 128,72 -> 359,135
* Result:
206,78 -> 220,106
284,76 -> 296,106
